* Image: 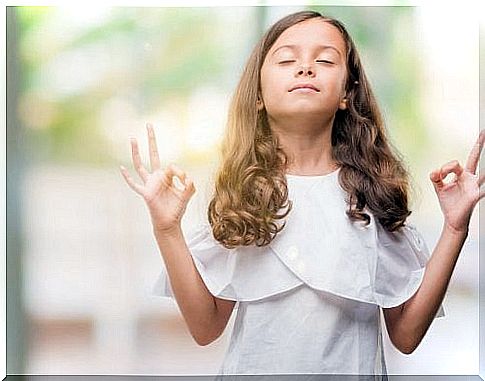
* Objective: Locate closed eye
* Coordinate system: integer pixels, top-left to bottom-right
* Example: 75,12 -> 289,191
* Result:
278,60 -> 333,64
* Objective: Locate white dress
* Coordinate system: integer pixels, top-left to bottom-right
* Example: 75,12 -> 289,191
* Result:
151,167 -> 445,377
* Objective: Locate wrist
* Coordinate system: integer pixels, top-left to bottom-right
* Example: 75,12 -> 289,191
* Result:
443,222 -> 469,238
153,225 -> 183,239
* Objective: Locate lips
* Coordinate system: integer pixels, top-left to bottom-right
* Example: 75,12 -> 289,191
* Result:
289,83 -> 320,92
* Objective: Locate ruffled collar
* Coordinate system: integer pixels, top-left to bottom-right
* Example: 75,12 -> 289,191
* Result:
182,165 -> 435,311
269,166 -> 378,302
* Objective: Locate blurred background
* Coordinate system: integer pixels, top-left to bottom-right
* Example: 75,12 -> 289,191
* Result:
6,5 -> 480,375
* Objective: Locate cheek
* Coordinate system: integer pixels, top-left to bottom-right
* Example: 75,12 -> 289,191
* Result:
260,72 -> 281,102
324,73 -> 347,101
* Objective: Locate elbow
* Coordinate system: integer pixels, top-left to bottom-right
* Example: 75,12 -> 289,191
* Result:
192,328 -> 221,347
194,335 -> 213,346
191,328 -> 214,346
393,337 -> 420,355
193,333 -> 221,347
399,343 -> 416,355
388,330 -> 419,355
188,305 -> 228,346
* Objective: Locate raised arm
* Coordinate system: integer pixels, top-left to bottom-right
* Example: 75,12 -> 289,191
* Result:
383,130 -> 484,354
120,123 -> 235,346
152,225 -> 236,346
383,225 -> 467,354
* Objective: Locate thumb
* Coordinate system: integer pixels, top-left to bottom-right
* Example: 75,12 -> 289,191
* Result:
430,169 -> 444,191
182,177 -> 196,201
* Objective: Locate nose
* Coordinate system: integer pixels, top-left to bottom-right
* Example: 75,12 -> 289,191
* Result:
296,64 -> 315,77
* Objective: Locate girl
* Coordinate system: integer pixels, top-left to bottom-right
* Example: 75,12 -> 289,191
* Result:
120,10 -> 484,377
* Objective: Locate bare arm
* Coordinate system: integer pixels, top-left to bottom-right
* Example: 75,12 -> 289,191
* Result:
154,226 -> 236,346
384,130 -> 484,354
383,224 -> 467,354
120,123 -> 235,346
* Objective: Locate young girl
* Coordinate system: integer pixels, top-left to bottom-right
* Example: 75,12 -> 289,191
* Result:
120,10 -> 484,377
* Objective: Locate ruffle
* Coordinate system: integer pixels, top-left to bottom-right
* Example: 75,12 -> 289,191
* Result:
152,172 -> 444,319
374,222 -> 444,317
151,222 -> 304,310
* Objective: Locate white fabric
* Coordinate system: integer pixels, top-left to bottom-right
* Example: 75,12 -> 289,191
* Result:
151,167 -> 445,375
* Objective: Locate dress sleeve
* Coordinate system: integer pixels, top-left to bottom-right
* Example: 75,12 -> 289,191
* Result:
151,222 -> 303,308
150,222 -> 231,300
151,263 -> 175,298
373,222 -> 445,318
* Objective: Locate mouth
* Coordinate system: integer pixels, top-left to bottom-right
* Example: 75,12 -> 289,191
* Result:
289,83 -> 320,92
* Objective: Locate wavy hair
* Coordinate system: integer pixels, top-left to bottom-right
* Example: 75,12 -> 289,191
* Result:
208,10 -> 414,249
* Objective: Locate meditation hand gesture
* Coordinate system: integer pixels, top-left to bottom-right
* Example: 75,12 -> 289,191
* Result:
430,130 -> 485,234
120,123 -> 195,235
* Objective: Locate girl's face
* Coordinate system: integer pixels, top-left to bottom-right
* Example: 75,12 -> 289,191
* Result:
260,18 -> 348,123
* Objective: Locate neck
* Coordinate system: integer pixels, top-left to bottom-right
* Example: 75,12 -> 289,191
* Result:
269,115 -> 338,176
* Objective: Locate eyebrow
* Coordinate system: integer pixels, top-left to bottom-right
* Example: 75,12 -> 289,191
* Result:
271,44 -> 342,59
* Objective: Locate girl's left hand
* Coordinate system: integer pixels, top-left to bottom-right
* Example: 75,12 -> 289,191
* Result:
430,130 -> 485,235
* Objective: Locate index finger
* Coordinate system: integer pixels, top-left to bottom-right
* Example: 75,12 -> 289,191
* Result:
147,123 -> 161,171
465,130 -> 485,175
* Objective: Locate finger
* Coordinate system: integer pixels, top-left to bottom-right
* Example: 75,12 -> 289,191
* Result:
440,160 -> 463,180
164,164 -> 195,201
430,168 -> 444,190
165,163 -> 188,186
120,165 -> 145,196
156,170 -> 185,200
156,169 -> 185,199
131,138 -> 149,183
464,130 -> 485,175
479,173 -> 485,186
429,161 -> 462,191
181,177 -> 196,201
146,123 -> 162,172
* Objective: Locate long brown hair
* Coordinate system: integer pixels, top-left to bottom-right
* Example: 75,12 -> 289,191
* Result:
208,10 -> 413,249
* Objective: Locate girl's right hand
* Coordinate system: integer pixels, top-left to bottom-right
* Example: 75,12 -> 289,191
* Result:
120,123 -> 196,235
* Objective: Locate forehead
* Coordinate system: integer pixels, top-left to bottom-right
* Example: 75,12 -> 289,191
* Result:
270,18 -> 346,56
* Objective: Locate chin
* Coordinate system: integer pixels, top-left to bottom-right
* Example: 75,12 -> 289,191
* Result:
285,105 -> 331,117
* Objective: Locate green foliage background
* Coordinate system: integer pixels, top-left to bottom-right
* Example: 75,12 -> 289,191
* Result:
14,6 -> 426,168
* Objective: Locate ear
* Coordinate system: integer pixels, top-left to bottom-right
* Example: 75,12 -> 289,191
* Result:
338,98 -> 348,110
